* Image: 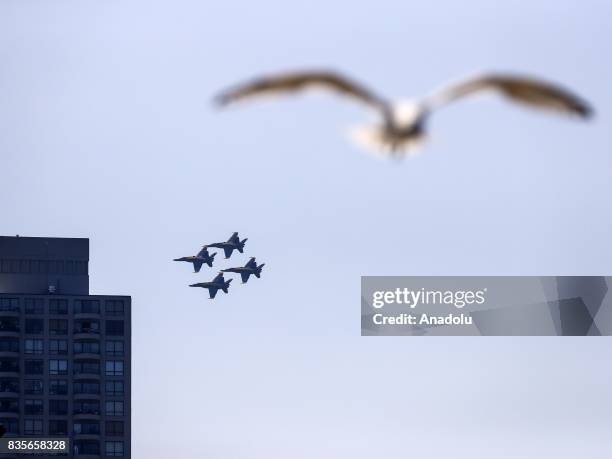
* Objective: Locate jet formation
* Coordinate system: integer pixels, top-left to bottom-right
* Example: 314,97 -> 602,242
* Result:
174,232 -> 264,299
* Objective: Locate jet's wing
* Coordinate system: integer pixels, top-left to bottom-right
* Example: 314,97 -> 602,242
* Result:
227,232 -> 239,243
240,272 -> 251,283
197,247 -> 209,257
245,258 -> 257,268
208,287 -> 219,299
223,247 -> 234,258
193,260 -> 203,273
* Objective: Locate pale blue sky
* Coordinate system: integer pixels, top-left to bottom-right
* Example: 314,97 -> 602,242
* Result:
1,0 -> 611,458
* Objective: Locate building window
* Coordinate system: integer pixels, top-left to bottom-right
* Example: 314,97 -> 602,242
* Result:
73,440 -> 99,456
105,441 -> 124,457
105,361 -> 123,377
105,421 -> 124,437
23,379 -> 43,395
74,341 -> 100,354
49,319 -> 68,335
0,418 -> 18,434
105,380 -> 124,396
24,298 -> 44,314
49,420 -> 68,435
74,421 -> 100,435
106,320 -> 124,336
0,379 -> 19,393
24,339 -> 43,354
50,260 -> 65,274
49,360 -> 68,376
0,399 -> 19,413
24,359 -> 44,375
74,300 -> 100,314
24,419 -> 43,435
20,259 -> 30,273
49,299 -> 68,314
25,318 -> 44,334
24,399 -> 44,415
74,380 -> 100,395
75,260 -> 88,274
49,399 -> 68,416
0,358 -> 18,372
49,380 -> 68,395
0,318 -> 19,332
0,338 -> 19,353
49,339 -> 68,355
74,319 -> 100,334
105,300 -> 124,316
74,400 -> 100,415
105,341 -> 124,356
0,298 -> 19,312
73,360 -> 99,375
105,401 -> 124,416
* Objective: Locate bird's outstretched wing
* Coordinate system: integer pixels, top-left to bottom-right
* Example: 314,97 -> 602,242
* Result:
214,70 -> 389,112
422,74 -> 593,118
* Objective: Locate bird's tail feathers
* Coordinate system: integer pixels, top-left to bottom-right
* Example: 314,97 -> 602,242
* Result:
348,125 -> 427,159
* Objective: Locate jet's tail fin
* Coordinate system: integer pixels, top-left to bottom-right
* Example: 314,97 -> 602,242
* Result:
206,252 -> 217,267
238,238 -> 248,253
222,278 -> 233,293
255,263 -> 265,278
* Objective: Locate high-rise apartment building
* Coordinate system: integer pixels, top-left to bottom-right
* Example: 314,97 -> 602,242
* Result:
0,236 -> 131,458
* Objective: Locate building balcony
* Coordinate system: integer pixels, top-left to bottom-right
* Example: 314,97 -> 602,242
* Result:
0,310 -> 19,318
74,392 -> 101,400
0,351 -> 19,358
0,390 -> 19,398
73,330 -> 101,340
0,365 -> 19,377
0,329 -> 19,338
74,312 -> 101,320
73,412 -> 101,421
73,433 -> 101,440
73,372 -> 101,380
74,352 -> 101,360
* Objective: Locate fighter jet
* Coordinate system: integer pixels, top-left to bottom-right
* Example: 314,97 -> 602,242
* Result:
189,272 -> 233,299
222,257 -> 265,283
205,232 -> 248,259
173,247 -> 217,273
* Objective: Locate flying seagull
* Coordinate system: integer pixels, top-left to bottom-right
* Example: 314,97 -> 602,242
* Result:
214,70 -> 593,156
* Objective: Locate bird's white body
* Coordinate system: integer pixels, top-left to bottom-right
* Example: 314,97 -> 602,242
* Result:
350,101 -> 428,156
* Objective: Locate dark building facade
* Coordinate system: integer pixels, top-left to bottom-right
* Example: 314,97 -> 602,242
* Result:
0,236 -> 131,458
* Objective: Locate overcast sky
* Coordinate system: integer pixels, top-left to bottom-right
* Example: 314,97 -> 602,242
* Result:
1,0 -> 611,457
